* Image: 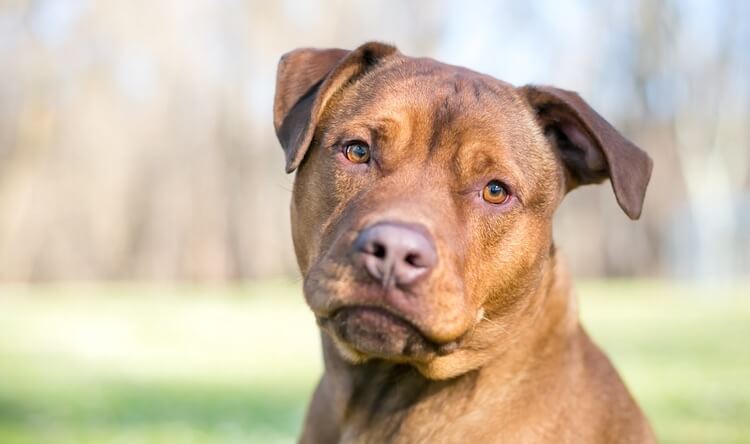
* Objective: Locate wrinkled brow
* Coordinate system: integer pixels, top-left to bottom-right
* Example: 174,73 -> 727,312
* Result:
452,143 -> 526,198
371,117 -> 403,144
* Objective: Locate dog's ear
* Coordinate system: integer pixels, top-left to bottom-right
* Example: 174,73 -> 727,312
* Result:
273,42 -> 398,173
519,85 -> 653,219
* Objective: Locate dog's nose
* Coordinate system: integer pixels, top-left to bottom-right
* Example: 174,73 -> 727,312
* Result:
354,222 -> 437,288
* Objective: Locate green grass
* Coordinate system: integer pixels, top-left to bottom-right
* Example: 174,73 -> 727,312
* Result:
0,281 -> 748,443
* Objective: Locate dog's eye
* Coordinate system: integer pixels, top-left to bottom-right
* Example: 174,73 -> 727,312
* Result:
344,142 -> 370,164
482,180 -> 509,204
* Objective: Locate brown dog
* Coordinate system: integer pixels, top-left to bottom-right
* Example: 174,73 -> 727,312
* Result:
273,42 -> 655,443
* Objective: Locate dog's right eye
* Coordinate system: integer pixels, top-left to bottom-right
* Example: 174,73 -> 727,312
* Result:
482,180 -> 510,205
344,142 -> 371,164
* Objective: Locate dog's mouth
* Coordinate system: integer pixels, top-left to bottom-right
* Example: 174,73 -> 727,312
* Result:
318,306 -> 459,362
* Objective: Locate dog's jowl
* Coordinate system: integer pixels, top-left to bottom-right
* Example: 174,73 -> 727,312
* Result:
273,42 -> 655,444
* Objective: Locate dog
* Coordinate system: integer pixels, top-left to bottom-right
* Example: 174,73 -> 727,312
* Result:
273,42 -> 655,443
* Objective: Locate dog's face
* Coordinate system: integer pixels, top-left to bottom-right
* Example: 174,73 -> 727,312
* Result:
274,42 -> 651,379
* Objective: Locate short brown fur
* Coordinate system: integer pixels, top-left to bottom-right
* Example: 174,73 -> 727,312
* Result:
273,42 -> 655,444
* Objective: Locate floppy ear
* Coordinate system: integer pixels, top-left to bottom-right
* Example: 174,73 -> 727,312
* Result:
273,42 -> 398,173
519,85 -> 653,219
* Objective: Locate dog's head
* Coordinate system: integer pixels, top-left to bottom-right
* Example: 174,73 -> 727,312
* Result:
273,42 -> 652,379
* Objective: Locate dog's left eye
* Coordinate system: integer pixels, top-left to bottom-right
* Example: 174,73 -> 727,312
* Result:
344,142 -> 371,164
482,180 -> 510,205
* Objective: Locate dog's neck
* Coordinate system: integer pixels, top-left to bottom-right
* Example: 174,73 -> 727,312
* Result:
315,249 -> 580,438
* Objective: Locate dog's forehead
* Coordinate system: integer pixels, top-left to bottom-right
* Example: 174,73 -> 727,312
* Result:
334,56 -> 539,144
328,56 -> 548,178
363,57 -> 521,111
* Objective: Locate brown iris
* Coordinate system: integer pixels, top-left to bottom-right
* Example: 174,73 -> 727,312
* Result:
344,142 -> 370,164
482,180 -> 509,204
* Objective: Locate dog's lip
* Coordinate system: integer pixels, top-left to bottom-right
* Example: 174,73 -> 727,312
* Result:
318,305 -> 461,358
311,280 -> 455,342
323,305 -> 421,335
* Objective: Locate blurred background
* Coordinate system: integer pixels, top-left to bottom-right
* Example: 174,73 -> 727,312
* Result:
0,0 -> 748,443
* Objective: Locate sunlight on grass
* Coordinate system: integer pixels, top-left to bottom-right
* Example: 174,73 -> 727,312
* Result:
0,281 -> 748,443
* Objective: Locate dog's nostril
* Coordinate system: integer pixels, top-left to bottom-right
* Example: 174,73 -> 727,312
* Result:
404,253 -> 420,267
372,242 -> 387,259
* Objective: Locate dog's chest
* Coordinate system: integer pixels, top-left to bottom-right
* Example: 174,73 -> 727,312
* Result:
336,370 -> 499,443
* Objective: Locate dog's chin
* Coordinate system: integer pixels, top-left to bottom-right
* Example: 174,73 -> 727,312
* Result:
319,306 -> 450,363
